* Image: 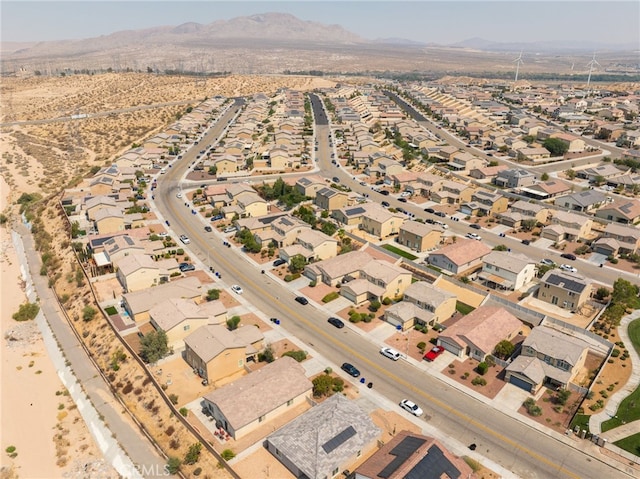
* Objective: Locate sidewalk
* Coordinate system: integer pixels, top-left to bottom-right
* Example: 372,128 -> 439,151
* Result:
14,226 -> 167,478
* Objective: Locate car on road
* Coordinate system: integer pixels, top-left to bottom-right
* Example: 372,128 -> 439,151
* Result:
341,362 -> 360,378
434,211 -> 447,218
294,296 -> 309,305
424,346 -> 445,362
424,207 -> 435,214
465,233 -> 481,241
522,239 -> 531,245
379,190 -> 390,196
399,399 -> 423,417
204,226 -> 213,232
179,263 -> 196,272
176,192 -> 183,198
560,253 -> 577,261
400,191 -> 412,198
179,235 -> 190,244
560,264 -> 578,273
398,197 -> 408,203
273,258 -> 287,267
332,177 -> 340,183
469,223 -> 481,230
231,284 -> 243,295
327,317 -> 345,329
434,221 -> 448,229
381,201 -> 390,208
540,258 -> 555,266
380,347 -> 401,361
359,181 -> 367,186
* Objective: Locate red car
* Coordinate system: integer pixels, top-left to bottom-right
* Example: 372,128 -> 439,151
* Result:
424,346 -> 445,362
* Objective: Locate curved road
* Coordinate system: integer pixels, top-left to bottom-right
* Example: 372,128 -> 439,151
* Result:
153,96 -> 632,479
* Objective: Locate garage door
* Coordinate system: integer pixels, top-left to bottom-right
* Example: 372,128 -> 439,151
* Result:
509,375 -> 533,392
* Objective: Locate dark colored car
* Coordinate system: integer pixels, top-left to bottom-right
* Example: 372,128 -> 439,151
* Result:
434,211 -> 447,218
179,263 -> 195,272
380,190 -> 390,196
425,218 -> 435,224
381,201 -> 390,208
398,197 -> 407,203
522,239 -> 531,245
204,226 -> 213,232
341,362 -> 360,378
560,253 -> 577,261
470,223 -> 481,230
294,296 -> 309,305
328,317 -> 345,329
211,214 -> 224,221
332,177 -> 340,183
424,208 -> 435,214
273,258 -> 287,267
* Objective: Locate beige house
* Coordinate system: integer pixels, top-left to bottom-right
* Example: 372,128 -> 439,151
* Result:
255,214 -> 310,248
211,155 -> 238,175
541,211 -> 592,243
499,200 -> 549,228
478,251 -> 536,291
427,239 -> 492,275
122,277 -> 204,323
149,298 -> 227,350
341,260 -> 411,304
314,187 -> 349,211
595,199 -> 640,225
361,205 -> 405,239
447,152 -> 487,173
430,180 -> 473,205
460,189 -> 509,217
437,306 -> 522,361
235,192 -> 269,218
184,324 -> 265,388
397,220 -> 443,252
279,229 -> 338,262
295,175 -> 326,197
85,195 -> 117,221
94,207 -> 125,234
505,325 -> 590,393
593,223 -> 640,256
115,254 -> 179,293
385,281 -> 456,331
203,357 -> 311,440
538,270 -> 591,312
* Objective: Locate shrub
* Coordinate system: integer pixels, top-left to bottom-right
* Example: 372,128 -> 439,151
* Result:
368,300 -> 381,312
12,302 -> 40,322
166,457 -> 181,474
221,449 -> 235,461
611,348 -> 621,358
417,341 -> 427,353
206,289 -> 220,301
179,407 -> 189,417
477,362 -> 489,375
282,350 -> 307,362
169,394 -> 179,405
258,345 -> 275,363
382,297 -> 392,306
193,467 -> 202,476
5,446 -> 16,453
309,280 -> 317,287
524,398 -> 542,416
322,292 -> 340,303
471,376 -> 487,386
226,315 -> 241,331
82,305 -> 97,322
184,443 -> 202,465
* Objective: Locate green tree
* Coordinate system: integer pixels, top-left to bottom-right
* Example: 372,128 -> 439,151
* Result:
543,138 -> 569,156
282,350 -> 307,362
206,289 -> 220,301
611,278 -> 639,308
312,374 -> 333,397
184,443 -> 202,465
139,330 -> 169,363
594,287 -> 610,301
494,340 -> 515,359
565,169 -> 577,180
166,457 -> 181,474
12,302 -> 40,322
82,305 -> 97,322
289,254 -> 306,274
540,172 -> 550,181
226,315 -> 241,331
557,389 -> 572,406
521,219 -> 538,232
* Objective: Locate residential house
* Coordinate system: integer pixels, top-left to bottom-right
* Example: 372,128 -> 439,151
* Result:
256,215 -> 310,248
354,431 -> 475,479
541,211 -> 593,243
385,281 -> 456,331
469,164 -> 508,181
447,152 -> 487,173
304,251 -> 372,286
295,175 -> 327,197
538,270 -> 591,312
593,223 -> 640,256
430,180 -> 473,205
115,254 -> 179,293
85,195 -> 117,221
499,200 -> 549,228
341,260 -> 411,304
505,325 -> 590,393
149,298 -> 227,350
202,356 -> 309,439
427,239 -> 492,275
234,191 -> 268,218
314,187 -> 349,211
520,180 -> 572,200
361,205 -> 405,239
595,199 -> 640,225
397,221 -> 443,252
554,190 -> 608,213
235,212 -> 288,236
607,173 -> 640,192
332,204 -> 374,226
94,207 -> 125,234
478,251 -> 536,291
460,189 -> 509,217
279,229 -> 338,262
577,164 -> 626,182
494,168 -> 536,188
517,147 -> 550,160
266,394 -> 380,479
549,133 -> 586,153
437,306 -> 522,361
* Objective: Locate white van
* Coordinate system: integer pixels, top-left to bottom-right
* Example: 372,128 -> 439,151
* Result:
380,347 -> 401,361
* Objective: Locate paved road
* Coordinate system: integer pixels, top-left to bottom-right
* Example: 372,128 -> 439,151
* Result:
16,225 -> 167,478
153,98 -> 633,479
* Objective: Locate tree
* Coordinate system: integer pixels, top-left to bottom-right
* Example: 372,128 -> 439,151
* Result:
521,219 -> 538,232
543,138 -> 569,156
12,302 -> 40,322
594,287 -> 610,301
289,254 -> 306,274
565,169 -> 577,180
166,457 -> 181,474
184,443 -> 202,465
611,278 -> 639,308
540,172 -> 550,181
226,315 -> 241,331
206,289 -> 220,301
82,305 -> 97,322
139,330 -> 169,363
493,244 -> 508,251
494,340 -> 515,359
557,389 -> 572,406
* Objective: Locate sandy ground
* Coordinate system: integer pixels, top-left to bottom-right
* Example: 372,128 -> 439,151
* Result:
0,177 -> 112,478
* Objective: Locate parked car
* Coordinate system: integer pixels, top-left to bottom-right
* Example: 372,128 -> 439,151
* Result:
560,253 -> 577,261
400,191 -> 412,198
434,211 -> 446,217
522,239 -> 531,245
332,177 -> 340,183
231,284 -> 243,295
434,221 -> 448,229
223,226 -> 237,233
399,399 -> 423,417
179,235 -> 190,244
381,201 -> 390,208
424,346 -> 445,362
380,347 -> 401,361
179,263 -> 195,272
294,296 -> 309,305
380,190 -> 390,196
469,223 -> 481,230
465,233 -> 481,241
341,362 -> 360,378
560,264 -> 578,273
176,192 -> 183,198
424,208 -> 435,214
540,258 -> 555,266
211,214 -> 224,221
398,197 -> 408,203
327,317 -> 345,329
425,218 -> 435,224
273,258 -> 287,267
204,226 -> 213,232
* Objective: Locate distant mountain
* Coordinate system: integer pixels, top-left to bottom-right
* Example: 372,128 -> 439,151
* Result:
373,37 -> 426,46
452,37 -> 639,52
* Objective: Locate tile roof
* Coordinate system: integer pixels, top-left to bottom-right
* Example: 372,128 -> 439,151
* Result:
430,239 -> 491,266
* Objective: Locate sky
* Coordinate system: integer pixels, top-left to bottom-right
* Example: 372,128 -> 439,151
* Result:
1,1 -> 639,46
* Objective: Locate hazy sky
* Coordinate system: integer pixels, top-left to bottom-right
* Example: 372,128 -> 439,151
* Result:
2,1 -> 639,45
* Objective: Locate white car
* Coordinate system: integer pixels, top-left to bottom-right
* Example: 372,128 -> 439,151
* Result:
231,284 -> 243,295
380,347 -> 401,361
540,258 -> 555,266
560,264 -> 578,273
399,399 -> 423,417
400,191 -> 412,198
176,192 -> 183,198
434,221 -> 448,229
465,233 -> 481,241
179,235 -> 190,244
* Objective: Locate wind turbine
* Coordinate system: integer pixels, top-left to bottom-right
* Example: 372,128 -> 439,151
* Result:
586,52 -> 600,93
513,51 -> 524,83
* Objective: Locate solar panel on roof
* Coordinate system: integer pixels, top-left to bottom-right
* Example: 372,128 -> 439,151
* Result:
321,425 -> 356,454
406,444 -> 462,479
546,273 -> 585,293
379,436 -> 426,478
345,207 -> 365,215
124,236 -> 135,245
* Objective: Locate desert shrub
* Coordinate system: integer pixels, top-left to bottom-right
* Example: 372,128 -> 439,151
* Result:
184,443 -> 202,465
82,305 -> 97,322
368,300 -> 381,312
417,341 -> 427,352
169,394 -> 179,405
179,407 -> 189,417
193,467 -> 202,476
12,302 -> 40,322
166,457 -> 181,474
206,289 -> 220,301
226,315 -> 241,331
165,426 -> 175,437
477,362 -> 489,375
471,376 -> 487,386
309,280 -> 317,287
611,348 -> 621,358
322,292 -> 340,303
282,350 -> 307,362
258,345 -> 275,363
221,449 -> 235,461
382,297 -> 392,305
524,398 -> 542,416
